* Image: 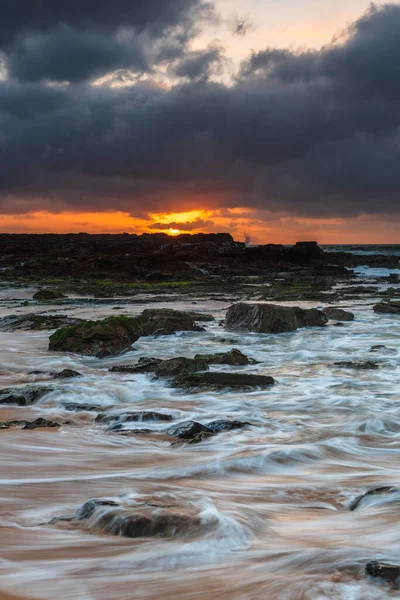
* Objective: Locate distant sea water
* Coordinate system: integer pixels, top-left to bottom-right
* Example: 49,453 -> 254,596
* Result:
321,244 -> 400,257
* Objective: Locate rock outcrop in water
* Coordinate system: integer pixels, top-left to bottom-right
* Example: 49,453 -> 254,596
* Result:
323,307 -> 355,321
49,309 -> 203,357
0,385 -> 53,406
373,301 -> 400,314
0,313 -> 82,332
173,372 -> 275,391
154,357 -> 209,377
365,561 -> 400,586
70,496 -> 205,539
349,486 -> 398,510
33,288 -> 65,301
194,348 -> 256,365
225,303 -> 328,333
0,417 -> 61,429
96,411 -> 173,425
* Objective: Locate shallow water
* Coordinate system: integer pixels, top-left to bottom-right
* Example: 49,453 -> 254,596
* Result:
0,284 -> 399,599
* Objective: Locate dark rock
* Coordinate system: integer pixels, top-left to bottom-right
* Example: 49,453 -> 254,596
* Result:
49,316 -> 141,358
373,302 -> 400,314
108,424 -> 153,433
349,486 -> 398,511
0,417 -> 60,430
186,431 -> 214,444
74,496 -> 202,538
0,314 -> 82,332
370,345 -> 387,352
23,418 -> 61,430
136,308 -> 202,336
33,289 -> 65,301
206,420 -> 250,433
334,361 -> 379,370
53,369 -> 83,379
75,498 -> 120,520
28,370 -> 55,375
96,411 -> 173,424
365,561 -> 400,586
155,357 -> 208,378
225,303 -> 327,334
195,348 -> 256,366
323,307 -> 355,321
0,385 -> 53,406
186,312 -> 215,322
109,357 -> 162,373
173,372 -> 275,391
167,421 -> 213,440
64,403 -> 100,412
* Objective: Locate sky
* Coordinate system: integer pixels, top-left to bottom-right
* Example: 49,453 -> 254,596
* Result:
0,0 -> 399,243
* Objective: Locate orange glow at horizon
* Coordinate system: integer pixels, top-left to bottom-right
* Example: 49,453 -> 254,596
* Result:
0,209 -> 398,244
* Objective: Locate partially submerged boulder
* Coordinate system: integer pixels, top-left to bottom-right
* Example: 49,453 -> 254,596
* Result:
53,369 -> 82,379
0,385 -> 53,406
167,421 -> 212,440
49,309 -> 203,357
49,316 -> 140,358
365,561 -> 400,586
109,358 -> 162,373
33,289 -> 65,301
323,307 -> 355,321
206,420 -> 250,433
173,372 -> 275,391
225,303 -> 327,334
155,357 -> 208,378
373,302 -> 400,314
96,411 -> 173,424
71,495 -> 204,539
195,348 -> 255,365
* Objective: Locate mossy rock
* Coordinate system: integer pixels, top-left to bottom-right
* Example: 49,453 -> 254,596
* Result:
49,316 -> 140,358
33,289 -> 65,301
195,348 -> 254,365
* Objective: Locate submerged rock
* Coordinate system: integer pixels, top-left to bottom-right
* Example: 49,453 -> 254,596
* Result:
334,361 -> 379,370
225,302 -> 327,334
167,421 -> 213,440
33,289 -> 65,301
49,316 -> 141,358
0,385 -> 53,406
96,411 -> 173,424
365,561 -> 400,586
136,308 -> 204,336
370,345 -> 387,352
349,486 -> 398,511
0,417 -> 60,430
73,496 -> 204,539
323,307 -> 355,321
64,403 -> 100,412
173,372 -> 275,391
373,302 -> 400,314
155,357 -> 208,377
194,348 -> 256,366
53,369 -> 83,379
0,313 -> 81,332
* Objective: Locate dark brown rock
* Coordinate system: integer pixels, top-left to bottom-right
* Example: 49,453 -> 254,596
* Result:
334,361 -> 379,370
225,303 -> 327,334
195,348 -> 255,365
0,385 -> 53,406
173,372 -> 275,391
373,302 -> 400,314
155,357 -> 208,377
323,307 -> 355,321
96,411 -> 173,424
167,421 -> 212,440
365,561 -> 400,586
53,369 -> 83,379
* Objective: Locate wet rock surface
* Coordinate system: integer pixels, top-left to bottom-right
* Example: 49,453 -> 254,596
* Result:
167,421 -> 213,440
323,307 -> 355,321
173,372 -> 275,391
0,417 -> 60,430
109,358 -> 162,373
0,313 -> 82,332
33,289 -> 65,301
53,369 -> 83,379
225,303 -> 328,333
194,348 -> 256,365
365,561 -> 400,586
96,411 -> 173,425
373,301 -> 400,314
349,487 -> 398,510
70,496 -> 205,539
154,357 -> 209,378
0,385 -> 53,406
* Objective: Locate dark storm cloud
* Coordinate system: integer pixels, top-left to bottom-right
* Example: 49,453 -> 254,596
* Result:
1,3 -> 400,218
0,0 -> 213,82
170,44 -> 226,81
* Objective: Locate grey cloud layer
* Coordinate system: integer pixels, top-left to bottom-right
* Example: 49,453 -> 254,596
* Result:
0,3 -> 399,218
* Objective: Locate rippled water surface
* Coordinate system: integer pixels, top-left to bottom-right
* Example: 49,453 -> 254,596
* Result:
0,284 -> 399,599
